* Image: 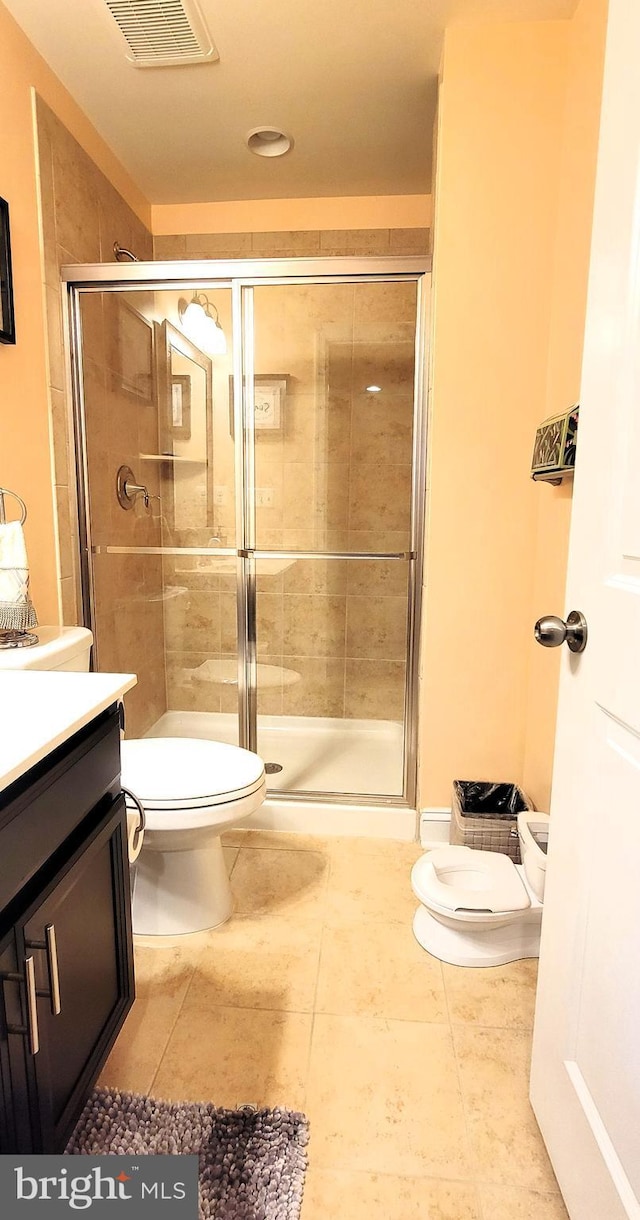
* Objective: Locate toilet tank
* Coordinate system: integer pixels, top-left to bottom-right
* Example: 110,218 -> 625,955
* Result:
0,626 -> 93,671
517,811 -> 550,902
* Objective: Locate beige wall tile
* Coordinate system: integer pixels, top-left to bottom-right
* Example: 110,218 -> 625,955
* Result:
388,227 -> 431,253
316,919 -> 447,1022
453,1026 -> 561,1192
252,230 -> 321,254
153,234 -> 186,259
282,657 -> 345,718
45,285 -> 65,392
344,659 -> 406,720
185,231 -> 253,256
348,462 -> 412,532
319,229 -> 390,253
306,1015 -> 472,1177
152,1005 -> 313,1110
60,575 -> 79,626
346,595 -> 408,660
282,594 -> 347,658
303,1170 -> 481,1220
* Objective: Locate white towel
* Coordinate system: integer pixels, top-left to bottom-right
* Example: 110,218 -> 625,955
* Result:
0,521 -> 38,632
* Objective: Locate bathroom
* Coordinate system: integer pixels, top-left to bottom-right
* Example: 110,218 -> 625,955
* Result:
1,0 -> 638,1216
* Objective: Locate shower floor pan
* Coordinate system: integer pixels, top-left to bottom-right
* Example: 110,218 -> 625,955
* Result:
146,710 -> 405,798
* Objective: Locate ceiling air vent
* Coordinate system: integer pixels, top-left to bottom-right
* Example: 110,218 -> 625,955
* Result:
104,0 -> 219,68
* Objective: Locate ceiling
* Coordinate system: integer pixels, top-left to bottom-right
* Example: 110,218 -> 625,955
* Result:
5,0 -> 578,204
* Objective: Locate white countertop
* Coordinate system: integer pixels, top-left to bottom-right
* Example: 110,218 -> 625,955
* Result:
0,672 -> 136,794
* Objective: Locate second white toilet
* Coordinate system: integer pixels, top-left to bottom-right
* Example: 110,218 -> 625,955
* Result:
411,810 -> 550,966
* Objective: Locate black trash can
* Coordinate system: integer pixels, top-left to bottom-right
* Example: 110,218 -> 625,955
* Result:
450,781 -> 534,862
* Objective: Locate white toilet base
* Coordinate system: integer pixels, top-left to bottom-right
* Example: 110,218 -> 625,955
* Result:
133,835 -> 232,936
412,903 -> 542,967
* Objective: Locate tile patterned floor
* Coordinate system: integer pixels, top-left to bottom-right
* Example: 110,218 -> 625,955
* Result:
99,831 -> 569,1220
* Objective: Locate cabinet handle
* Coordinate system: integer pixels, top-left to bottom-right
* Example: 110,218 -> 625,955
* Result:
24,956 -> 40,1056
45,925 -> 61,1016
25,924 -> 62,1017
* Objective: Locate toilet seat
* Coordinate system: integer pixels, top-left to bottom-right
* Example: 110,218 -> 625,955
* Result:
411,846 -> 531,925
121,737 -> 265,822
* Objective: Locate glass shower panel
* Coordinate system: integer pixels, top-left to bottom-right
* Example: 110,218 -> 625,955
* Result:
79,287 -> 239,745
250,278 -> 418,798
254,559 -> 410,796
251,280 -> 418,551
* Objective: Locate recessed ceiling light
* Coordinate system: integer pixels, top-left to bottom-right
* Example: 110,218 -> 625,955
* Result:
366,385 -> 382,393
246,127 -> 293,158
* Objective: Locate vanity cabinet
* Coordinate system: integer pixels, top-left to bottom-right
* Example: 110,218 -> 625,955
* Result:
0,706 -> 134,1153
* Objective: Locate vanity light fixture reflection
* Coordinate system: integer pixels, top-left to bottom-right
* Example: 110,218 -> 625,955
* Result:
178,293 -> 227,355
366,384 -> 382,393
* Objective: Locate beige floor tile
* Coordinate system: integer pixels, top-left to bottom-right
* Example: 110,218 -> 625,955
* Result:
453,1027 -> 560,1192
329,835 -> 423,864
443,959 -> 538,1030
186,915 -> 322,1012
316,919 -> 447,1022
223,829 -> 335,852
231,847 -> 330,918
98,944 -> 194,1095
305,1014 -> 472,1178
151,1005 -> 313,1110
302,1169 -> 481,1220
326,843 -> 418,924
479,1184 -> 569,1219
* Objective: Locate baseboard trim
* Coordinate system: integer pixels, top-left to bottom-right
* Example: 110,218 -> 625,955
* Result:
245,797 -> 419,841
420,807 -> 451,848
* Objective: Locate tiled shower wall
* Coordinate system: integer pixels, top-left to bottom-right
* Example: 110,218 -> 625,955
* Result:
35,97 -> 166,736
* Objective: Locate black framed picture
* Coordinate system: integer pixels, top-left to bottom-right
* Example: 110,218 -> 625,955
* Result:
0,197 -> 16,345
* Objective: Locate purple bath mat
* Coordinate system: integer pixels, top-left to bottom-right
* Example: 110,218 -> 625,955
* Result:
67,1087 -> 309,1219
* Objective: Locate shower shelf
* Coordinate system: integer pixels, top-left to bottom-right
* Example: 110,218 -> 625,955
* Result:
139,453 -> 206,464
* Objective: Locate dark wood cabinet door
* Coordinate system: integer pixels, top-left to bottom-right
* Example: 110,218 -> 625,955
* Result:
21,797 -> 134,1152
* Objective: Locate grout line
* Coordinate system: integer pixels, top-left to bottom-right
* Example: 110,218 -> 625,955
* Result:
146,961 -> 198,1096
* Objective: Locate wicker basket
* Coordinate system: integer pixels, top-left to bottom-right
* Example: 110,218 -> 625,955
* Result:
449,781 -> 534,863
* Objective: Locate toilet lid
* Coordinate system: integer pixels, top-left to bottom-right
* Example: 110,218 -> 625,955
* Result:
120,737 -> 265,809
412,846 -> 530,917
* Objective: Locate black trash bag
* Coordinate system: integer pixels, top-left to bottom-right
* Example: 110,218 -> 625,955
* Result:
453,780 -> 531,819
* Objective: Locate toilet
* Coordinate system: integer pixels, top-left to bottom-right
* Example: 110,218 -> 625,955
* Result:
0,627 -> 267,937
411,810 -> 550,967
121,737 -> 265,936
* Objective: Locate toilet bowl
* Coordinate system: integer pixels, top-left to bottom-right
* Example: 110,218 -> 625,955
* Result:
121,737 -> 266,936
411,811 -> 550,967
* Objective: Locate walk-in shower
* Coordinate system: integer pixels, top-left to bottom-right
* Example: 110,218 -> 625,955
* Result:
64,257 -> 429,828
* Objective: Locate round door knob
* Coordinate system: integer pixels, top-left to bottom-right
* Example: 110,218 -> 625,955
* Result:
534,610 -> 587,653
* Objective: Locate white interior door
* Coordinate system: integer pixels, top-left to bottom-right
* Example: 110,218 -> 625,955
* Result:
530,2 -> 640,1216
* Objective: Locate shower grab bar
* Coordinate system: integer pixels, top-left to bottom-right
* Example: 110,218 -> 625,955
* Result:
91,545 -> 415,561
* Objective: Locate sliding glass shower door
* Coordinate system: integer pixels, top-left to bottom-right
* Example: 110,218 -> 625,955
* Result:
69,261 -> 426,807
246,281 -> 419,798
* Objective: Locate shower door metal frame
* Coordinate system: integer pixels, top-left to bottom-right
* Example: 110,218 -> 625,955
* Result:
63,257 -> 430,810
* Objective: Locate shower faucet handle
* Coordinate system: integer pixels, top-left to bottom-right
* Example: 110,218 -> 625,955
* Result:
116,465 -> 155,511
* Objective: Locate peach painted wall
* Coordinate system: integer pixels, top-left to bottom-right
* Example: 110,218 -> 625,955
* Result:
420,21 -> 571,807
523,0 -> 608,810
152,195 -> 432,237
0,0 -> 149,624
